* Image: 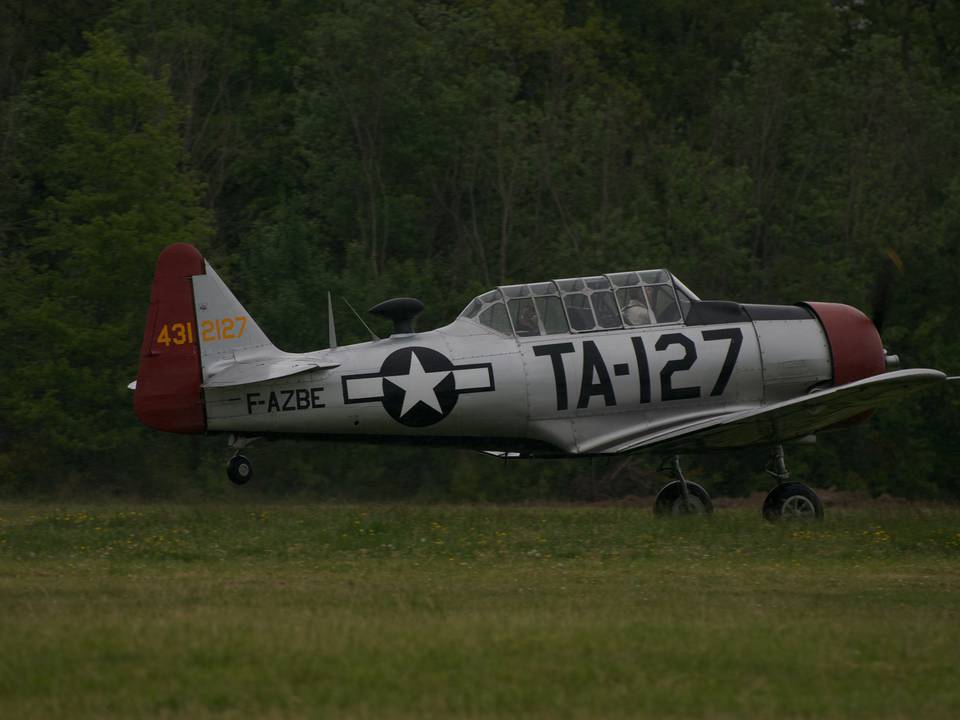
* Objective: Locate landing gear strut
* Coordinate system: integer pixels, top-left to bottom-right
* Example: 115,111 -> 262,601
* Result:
654,456 -> 713,516
761,445 -> 823,521
226,434 -> 260,486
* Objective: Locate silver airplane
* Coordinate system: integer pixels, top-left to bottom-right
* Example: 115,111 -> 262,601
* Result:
131,243 -> 954,519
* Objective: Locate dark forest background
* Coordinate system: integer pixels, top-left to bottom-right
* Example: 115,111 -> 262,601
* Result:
1,0 -> 958,500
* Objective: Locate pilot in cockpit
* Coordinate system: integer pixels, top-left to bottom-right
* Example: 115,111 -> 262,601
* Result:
621,287 -> 652,326
514,302 -> 540,336
645,285 -> 680,323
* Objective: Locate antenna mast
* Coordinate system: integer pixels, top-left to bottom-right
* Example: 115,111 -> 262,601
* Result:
327,291 -> 338,349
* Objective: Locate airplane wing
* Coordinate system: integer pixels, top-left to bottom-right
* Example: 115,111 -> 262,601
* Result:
202,359 -> 340,388
589,369 -> 948,455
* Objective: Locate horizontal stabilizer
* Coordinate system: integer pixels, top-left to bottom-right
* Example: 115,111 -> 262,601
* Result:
588,369 -> 947,455
203,359 -> 339,388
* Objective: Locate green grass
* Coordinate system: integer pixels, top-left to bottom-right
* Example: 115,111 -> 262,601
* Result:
0,502 -> 958,719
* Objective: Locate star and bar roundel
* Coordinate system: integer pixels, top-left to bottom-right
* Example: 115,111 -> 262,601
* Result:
341,347 -> 495,427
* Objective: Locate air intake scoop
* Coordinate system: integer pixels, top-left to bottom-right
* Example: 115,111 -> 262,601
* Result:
369,297 -> 424,335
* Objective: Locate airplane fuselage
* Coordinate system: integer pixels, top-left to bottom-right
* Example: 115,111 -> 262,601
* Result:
203,309 -> 833,455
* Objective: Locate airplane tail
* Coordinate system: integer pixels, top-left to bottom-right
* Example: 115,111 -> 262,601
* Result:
133,243 -> 276,433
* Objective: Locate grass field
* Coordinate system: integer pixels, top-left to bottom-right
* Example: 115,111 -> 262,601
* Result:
0,501 -> 958,719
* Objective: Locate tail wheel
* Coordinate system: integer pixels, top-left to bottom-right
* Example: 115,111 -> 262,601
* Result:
654,480 -> 713,516
227,455 -> 253,486
763,482 -> 823,521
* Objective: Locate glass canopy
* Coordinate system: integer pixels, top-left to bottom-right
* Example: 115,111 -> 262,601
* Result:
458,270 -> 692,337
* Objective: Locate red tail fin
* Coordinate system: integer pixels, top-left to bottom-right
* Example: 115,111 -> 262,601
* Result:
133,244 -> 206,433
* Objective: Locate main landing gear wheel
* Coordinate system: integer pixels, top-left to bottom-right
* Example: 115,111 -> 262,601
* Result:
654,480 -> 714,516
654,456 -> 713,517
762,482 -> 823,521
227,455 -> 253,486
761,446 -> 822,521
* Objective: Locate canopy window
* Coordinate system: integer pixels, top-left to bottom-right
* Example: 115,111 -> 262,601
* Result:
459,268 -> 687,336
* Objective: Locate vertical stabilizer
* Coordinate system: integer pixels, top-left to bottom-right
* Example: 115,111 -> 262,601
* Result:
192,262 -> 276,369
133,244 -> 206,433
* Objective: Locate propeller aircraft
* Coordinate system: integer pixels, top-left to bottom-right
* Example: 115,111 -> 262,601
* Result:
131,244 -> 954,519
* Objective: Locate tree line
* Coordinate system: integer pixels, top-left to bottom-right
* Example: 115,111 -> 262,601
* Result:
1,0 -> 958,499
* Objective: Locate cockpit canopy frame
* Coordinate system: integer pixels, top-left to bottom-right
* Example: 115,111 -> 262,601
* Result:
458,270 -> 694,337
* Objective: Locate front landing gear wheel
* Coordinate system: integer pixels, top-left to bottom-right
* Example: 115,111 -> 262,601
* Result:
654,480 -> 713,516
227,455 -> 253,486
763,483 -> 823,521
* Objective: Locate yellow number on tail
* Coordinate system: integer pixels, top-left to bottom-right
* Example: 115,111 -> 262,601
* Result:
198,316 -> 248,343
172,323 -> 187,345
156,322 -> 194,348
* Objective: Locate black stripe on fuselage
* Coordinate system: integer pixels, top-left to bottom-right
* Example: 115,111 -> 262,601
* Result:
684,300 -> 813,325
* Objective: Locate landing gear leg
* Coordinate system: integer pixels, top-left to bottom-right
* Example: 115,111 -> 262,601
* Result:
654,455 -> 713,516
226,434 -> 260,486
761,445 -> 823,521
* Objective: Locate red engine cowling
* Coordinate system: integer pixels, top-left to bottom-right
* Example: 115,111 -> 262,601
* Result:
800,301 -> 885,386
133,244 -> 207,433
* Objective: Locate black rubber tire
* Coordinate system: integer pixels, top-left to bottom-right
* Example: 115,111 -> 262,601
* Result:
654,480 -> 713,516
227,455 -> 253,486
762,482 -> 823,521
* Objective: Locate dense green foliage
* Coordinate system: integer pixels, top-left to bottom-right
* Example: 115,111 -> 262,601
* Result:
1,1 -> 958,498
1,501 -> 958,717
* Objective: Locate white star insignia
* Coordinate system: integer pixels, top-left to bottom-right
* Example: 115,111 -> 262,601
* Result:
387,352 -> 451,417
